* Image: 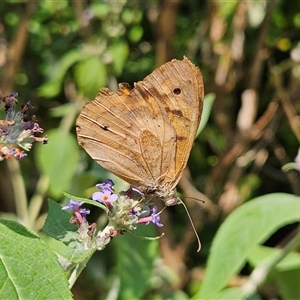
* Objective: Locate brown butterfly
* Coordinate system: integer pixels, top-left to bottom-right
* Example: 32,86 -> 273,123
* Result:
76,56 -> 204,206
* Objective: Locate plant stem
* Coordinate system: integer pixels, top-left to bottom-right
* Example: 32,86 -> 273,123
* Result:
7,158 -> 29,225
28,174 -> 50,227
68,254 -> 94,289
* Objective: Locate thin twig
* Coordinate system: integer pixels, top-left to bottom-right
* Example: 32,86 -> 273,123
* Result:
270,64 -> 300,143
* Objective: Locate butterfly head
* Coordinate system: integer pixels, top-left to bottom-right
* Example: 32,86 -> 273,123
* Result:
145,186 -> 182,206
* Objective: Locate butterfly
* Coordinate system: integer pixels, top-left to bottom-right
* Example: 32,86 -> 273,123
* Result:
76,56 -> 204,206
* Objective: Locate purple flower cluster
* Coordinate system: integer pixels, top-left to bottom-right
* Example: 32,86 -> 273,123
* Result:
62,179 -> 163,232
0,93 -> 48,160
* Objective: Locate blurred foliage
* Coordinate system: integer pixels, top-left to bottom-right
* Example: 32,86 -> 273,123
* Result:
1,0 -> 300,299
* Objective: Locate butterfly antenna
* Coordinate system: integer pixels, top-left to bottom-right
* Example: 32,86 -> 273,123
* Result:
179,199 -> 202,252
184,196 -> 205,204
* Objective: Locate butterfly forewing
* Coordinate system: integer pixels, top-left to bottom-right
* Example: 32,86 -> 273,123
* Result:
76,57 -> 204,204
138,58 -> 204,189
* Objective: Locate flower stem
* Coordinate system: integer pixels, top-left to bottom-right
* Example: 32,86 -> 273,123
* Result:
28,174 -> 50,227
7,158 -> 29,225
68,253 -> 94,289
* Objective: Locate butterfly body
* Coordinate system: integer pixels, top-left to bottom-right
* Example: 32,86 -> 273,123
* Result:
76,57 -> 204,206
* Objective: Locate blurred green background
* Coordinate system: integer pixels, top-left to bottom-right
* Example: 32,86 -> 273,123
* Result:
1,1 -> 300,299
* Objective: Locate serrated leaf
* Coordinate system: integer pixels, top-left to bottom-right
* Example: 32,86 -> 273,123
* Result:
74,56 -> 107,98
43,199 -> 95,264
35,129 -> 79,198
43,199 -> 78,244
0,219 -> 72,299
199,193 -> 300,299
113,225 -> 159,300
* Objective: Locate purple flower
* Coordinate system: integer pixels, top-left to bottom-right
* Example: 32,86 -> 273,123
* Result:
92,190 -> 118,204
62,200 -> 90,215
138,206 -> 163,227
150,206 -> 163,227
62,200 -> 83,211
78,208 -> 90,217
8,92 -> 18,98
62,200 -> 90,225
95,179 -> 115,193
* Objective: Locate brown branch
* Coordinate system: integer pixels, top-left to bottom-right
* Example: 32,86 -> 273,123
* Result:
205,0 -> 278,203
247,0 -> 278,90
270,64 -> 300,143
0,0 -> 38,93
205,101 -> 278,200
270,140 -> 300,196
155,0 -> 181,66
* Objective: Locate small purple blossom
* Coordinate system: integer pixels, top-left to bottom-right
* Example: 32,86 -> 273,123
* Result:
79,208 -> 91,217
8,92 -> 18,98
62,200 -> 90,225
62,199 -> 90,215
95,179 -> 115,193
62,200 -> 83,211
92,190 -> 118,204
138,206 -> 163,227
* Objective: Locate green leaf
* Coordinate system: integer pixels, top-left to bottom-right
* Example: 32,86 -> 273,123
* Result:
113,225 -> 159,300
128,25 -> 143,43
43,199 -> 78,245
35,129 -> 80,198
38,49 -> 84,98
196,93 -> 215,136
0,219 -> 72,299
275,268 -> 300,300
69,172 -> 98,196
90,2 -> 110,19
203,287 -> 262,300
74,56 -> 107,98
109,41 -> 129,75
248,245 -> 300,272
49,103 -> 76,118
198,193 -> 300,299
